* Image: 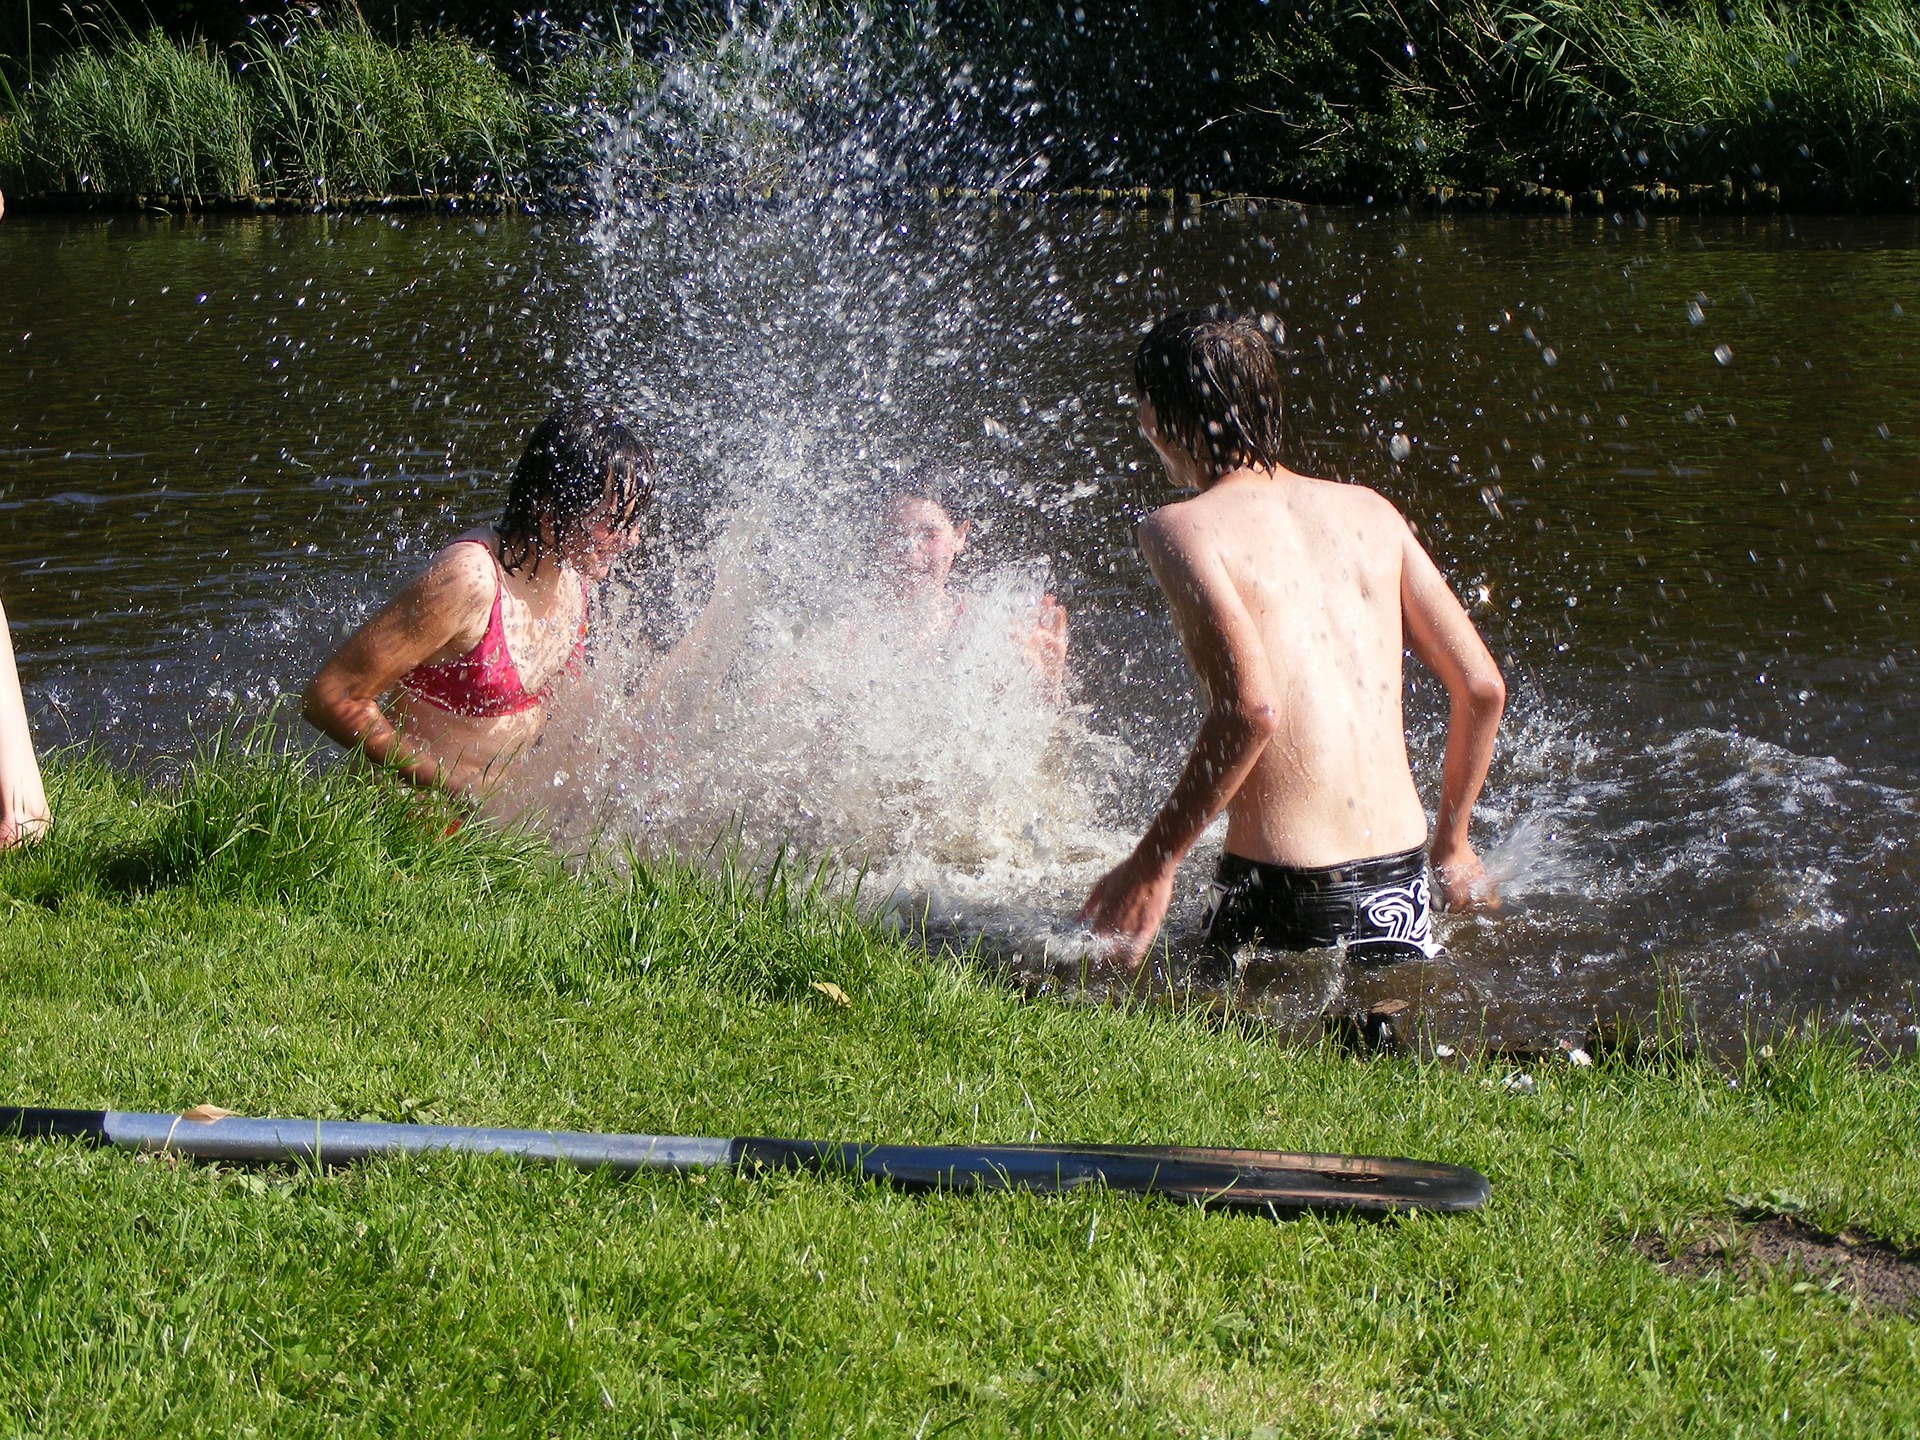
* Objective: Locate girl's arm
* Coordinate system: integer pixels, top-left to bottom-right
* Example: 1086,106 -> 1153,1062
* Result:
0,598 -> 50,848
302,544 -> 496,791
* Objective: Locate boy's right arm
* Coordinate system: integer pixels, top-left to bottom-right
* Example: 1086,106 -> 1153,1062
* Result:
1078,515 -> 1281,967
1399,521 -> 1506,909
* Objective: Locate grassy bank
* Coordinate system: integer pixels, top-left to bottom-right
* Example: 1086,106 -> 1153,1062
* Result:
3,1 -> 1918,211
0,740 -> 1916,1434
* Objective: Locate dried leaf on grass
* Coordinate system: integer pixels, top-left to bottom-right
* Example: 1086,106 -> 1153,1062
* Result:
809,981 -> 851,1008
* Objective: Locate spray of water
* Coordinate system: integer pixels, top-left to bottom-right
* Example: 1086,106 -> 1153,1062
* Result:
496,7 -> 1136,933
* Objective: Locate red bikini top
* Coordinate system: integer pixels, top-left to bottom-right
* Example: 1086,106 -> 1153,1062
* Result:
398,540 -> 588,718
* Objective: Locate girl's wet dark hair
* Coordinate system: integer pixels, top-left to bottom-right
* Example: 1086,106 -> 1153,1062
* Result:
497,405 -> 655,574
1134,308 -> 1288,478
881,463 -> 961,516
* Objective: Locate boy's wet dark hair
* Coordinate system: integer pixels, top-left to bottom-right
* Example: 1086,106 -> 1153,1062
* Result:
498,405 -> 655,573
1134,308 -> 1288,478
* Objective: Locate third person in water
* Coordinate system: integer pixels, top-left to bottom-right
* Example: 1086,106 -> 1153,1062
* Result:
872,481 -> 1069,690
1079,307 -> 1506,970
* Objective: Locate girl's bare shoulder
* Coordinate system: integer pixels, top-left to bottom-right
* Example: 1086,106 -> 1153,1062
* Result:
408,532 -> 500,612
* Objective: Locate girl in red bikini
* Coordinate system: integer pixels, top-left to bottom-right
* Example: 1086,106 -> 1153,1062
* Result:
303,406 -> 654,800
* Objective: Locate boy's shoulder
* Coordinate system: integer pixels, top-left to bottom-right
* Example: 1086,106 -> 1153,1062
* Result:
1145,473 -> 1408,533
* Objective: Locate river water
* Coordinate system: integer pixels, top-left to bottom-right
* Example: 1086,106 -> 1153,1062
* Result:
2,203 -> 1916,1050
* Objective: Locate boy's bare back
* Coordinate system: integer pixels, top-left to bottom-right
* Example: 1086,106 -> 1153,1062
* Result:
1142,469 -> 1429,870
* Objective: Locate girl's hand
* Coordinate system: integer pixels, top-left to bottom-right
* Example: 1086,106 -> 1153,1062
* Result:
1019,594 -> 1069,685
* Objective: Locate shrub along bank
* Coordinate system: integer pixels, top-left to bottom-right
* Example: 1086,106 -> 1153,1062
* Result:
0,740 -> 1916,1433
0,15 -> 597,204
2,0 -> 1919,211
1237,0 -> 1920,211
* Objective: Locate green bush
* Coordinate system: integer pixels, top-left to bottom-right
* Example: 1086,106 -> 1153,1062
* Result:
526,32 -> 664,188
3,0 -> 1918,204
11,28 -> 254,198
244,13 -> 529,199
1237,0 -> 1920,204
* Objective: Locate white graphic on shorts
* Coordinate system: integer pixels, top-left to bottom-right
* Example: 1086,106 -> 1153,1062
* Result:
1359,873 -> 1440,958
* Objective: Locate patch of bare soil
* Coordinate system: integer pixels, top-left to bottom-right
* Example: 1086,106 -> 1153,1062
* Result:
1637,1216 -> 1920,1315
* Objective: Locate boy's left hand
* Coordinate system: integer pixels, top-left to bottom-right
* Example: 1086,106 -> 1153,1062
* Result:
1078,849 -> 1175,971
1431,841 -> 1500,911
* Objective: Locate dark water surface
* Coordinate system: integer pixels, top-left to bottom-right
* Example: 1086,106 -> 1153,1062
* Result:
2,207 -> 1916,1048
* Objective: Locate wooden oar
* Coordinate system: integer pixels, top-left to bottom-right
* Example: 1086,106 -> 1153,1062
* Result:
0,1106 -> 1489,1216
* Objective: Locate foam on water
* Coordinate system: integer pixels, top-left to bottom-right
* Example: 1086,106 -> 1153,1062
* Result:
527,494 -> 1132,917
1388,692 -> 1920,1042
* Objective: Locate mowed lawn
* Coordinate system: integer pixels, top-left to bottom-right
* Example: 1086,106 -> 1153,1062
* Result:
1,747 -> 1915,1437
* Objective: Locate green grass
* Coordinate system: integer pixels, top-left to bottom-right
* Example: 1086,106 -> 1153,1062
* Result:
2,739 -> 1917,1435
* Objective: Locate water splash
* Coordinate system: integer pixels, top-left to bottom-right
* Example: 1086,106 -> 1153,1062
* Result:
539,496 -> 1130,914
503,21 -> 1141,932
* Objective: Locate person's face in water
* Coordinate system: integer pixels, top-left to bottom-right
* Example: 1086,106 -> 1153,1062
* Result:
878,496 -> 969,594
554,470 -> 647,581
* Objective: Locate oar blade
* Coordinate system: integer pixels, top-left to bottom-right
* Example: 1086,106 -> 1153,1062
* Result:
0,1107 -> 110,1143
736,1138 -> 1489,1215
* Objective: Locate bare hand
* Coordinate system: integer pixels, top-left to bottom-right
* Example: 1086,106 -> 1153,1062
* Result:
1020,594 -> 1069,684
1431,840 -> 1500,912
1077,849 -> 1176,972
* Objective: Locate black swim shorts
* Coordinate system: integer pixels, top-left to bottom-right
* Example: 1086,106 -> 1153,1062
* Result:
1201,843 -> 1440,963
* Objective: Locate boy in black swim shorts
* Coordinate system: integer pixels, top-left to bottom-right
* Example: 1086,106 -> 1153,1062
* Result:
1079,309 -> 1506,969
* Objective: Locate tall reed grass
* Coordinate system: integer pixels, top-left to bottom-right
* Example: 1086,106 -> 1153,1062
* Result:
242,11 -> 527,200
8,28 -> 254,199
0,15 -> 537,201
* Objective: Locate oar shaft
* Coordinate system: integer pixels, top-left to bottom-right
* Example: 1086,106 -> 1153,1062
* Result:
1,1107 -> 733,1173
